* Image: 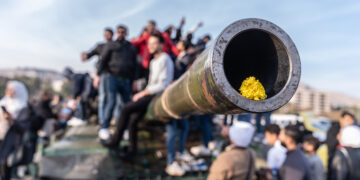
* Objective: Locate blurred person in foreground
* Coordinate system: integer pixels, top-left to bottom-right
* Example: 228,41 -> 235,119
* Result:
207,121 -> 256,180
325,111 -> 355,179
329,125 -> 360,180
0,81 -> 38,180
105,34 -> 174,160
303,135 -> 325,180
278,125 -> 311,180
0,81 -> 29,143
264,124 -> 287,177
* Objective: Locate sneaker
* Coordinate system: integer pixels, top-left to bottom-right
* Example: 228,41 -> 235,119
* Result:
176,151 -> 194,162
180,161 -> 191,172
98,128 -> 110,140
190,159 -> 208,172
17,165 -> 27,178
123,129 -> 129,140
166,162 -> 185,176
197,159 -> 208,171
190,145 -> 212,157
67,117 -> 87,126
208,140 -> 225,157
208,141 -> 216,151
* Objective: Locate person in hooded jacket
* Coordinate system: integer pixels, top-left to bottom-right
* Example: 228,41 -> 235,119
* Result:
63,67 -> 96,123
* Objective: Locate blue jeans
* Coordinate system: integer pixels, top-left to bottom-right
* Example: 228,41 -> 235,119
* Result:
255,112 -> 272,133
237,113 -> 252,123
223,115 -> 234,126
98,74 -> 106,126
166,119 -> 189,165
194,115 -> 214,148
73,100 -> 85,120
78,100 -> 85,120
102,75 -> 131,129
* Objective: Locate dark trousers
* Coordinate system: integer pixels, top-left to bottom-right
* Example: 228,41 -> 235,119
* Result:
0,130 -> 17,180
255,112 -> 272,133
110,95 -> 155,153
0,163 -> 11,180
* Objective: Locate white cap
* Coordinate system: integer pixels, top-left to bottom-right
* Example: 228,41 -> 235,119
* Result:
340,125 -> 360,148
229,121 -> 255,147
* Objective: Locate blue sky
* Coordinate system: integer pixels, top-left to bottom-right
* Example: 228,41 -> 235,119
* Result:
0,0 -> 360,98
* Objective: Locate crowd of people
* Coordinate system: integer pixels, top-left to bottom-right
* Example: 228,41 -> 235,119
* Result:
0,17 -> 359,180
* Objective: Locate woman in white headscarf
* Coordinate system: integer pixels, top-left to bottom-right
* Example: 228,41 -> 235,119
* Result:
0,81 -> 33,180
0,81 -> 29,141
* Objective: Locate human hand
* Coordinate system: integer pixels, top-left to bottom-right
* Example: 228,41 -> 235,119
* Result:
132,91 -> 144,102
93,75 -> 100,89
180,17 -> 185,27
81,53 -> 88,62
132,90 -> 150,102
2,111 -> 13,125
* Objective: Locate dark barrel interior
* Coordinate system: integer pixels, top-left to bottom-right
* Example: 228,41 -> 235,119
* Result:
223,29 -> 290,99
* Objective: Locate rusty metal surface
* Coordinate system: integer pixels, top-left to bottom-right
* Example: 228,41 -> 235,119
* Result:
146,18 -> 301,120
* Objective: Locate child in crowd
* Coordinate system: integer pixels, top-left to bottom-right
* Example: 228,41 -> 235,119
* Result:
302,135 -> 325,180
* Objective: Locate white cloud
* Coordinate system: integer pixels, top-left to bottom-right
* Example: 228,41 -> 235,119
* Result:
0,0 -> 55,17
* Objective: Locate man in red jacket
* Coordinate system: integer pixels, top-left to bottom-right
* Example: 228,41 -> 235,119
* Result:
132,20 -> 178,70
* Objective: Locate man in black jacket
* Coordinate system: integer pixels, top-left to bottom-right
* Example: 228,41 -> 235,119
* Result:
82,28 -> 113,135
278,125 -> 311,180
96,25 -> 137,140
82,28 -> 113,65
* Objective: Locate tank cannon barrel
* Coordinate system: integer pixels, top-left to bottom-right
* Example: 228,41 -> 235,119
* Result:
146,18 -> 301,121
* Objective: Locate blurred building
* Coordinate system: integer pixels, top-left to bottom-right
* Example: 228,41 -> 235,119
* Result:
289,83 -> 331,114
0,67 -> 63,81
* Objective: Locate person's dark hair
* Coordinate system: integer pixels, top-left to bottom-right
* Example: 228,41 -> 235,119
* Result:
303,135 -> 321,151
150,33 -> 164,44
41,91 -> 53,101
186,33 -> 193,42
285,125 -> 302,144
203,34 -> 211,40
265,124 -> 280,135
148,20 -> 156,26
62,67 -> 73,79
104,27 -> 114,35
341,111 -> 355,120
164,25 -> 173,35
117,24 -> 128,33
178,40 -> 190,50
